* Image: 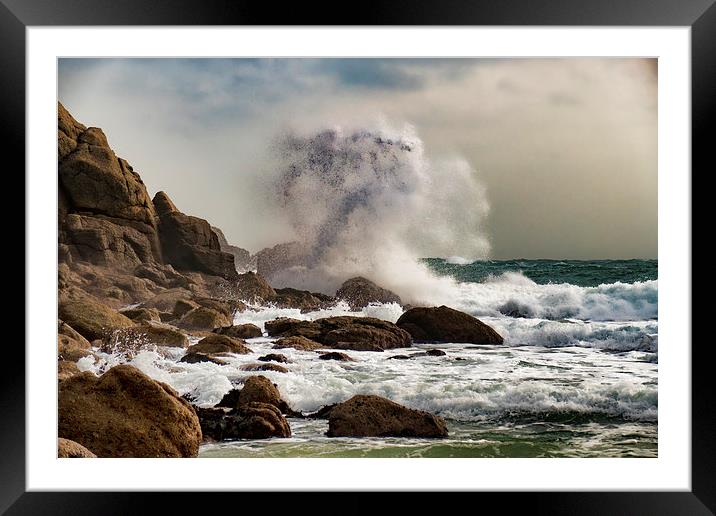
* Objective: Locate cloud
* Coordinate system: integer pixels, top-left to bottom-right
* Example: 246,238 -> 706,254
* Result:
58,57 -> 657,259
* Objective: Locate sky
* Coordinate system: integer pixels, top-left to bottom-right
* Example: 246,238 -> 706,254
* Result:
58,58 -> 657,260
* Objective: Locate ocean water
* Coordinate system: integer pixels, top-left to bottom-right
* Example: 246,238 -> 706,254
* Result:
79,259 -> 658,458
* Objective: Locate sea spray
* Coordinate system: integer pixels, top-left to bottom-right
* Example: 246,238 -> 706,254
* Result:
263,126 -> 491,303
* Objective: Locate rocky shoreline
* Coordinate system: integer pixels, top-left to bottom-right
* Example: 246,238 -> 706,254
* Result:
56,103 -> 503,458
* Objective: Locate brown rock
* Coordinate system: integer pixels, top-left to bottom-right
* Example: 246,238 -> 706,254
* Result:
58,438 -> 96,458
235,271 -> 276,302
58,360 -> 81,382
335,276 -> 402,309
272,287 -> 335,312
58,365 -> 202,457
176,306 -> 232,331
240,363 -> 289,373
196,403 -> 291,441
58,289 -> 134,341
58,103 -> 161,262
213,323 -> 262,339
140,288 -> 195,312
272,335 -> 324,351
154,191 -> 238,280
396,305 -> 503,344
217,375 -> 296,415
102,322 -> 189,353
187,334 -> 252,355
265,316 -> 411,351
58,334 -> 94,362
120,307 -> 161,323
179,352 -> 227,365
326,395 -> 448,438
258,353 -> 289,363
319,352 -> 354,362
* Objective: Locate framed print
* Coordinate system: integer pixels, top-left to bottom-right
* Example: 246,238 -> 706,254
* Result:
7,0 -> 715,513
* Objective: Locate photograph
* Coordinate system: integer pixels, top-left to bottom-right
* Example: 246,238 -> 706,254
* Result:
55,56 -> 659,459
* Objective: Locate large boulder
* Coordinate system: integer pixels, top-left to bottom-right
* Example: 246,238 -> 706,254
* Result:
217,375 -> 297,416
186,334 -> 252,355
58,289 -> 134,341
62,214 -> 157,268
58,365 -> 202,457
272,335 -> 324,351
154,191 -> 238,280
272,287 -> 335,312
58,438 -> 96,458
101,322 -> 189,353
58,360 -> 82,382
235,271 -> 276,303
396,305 -> 503,344
58,103 -> 161,264
176,307 -> 232,331
265,316 -> 411,351
196,403 -> 291,440
58,320 -> 93,361
326,395 -> 448,438
335,277 -> 402,309
119,307 -> 161,323
140,288 -> 194,313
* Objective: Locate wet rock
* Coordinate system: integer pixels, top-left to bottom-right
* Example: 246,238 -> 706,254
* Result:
272,335 -> 324,351
217,375 -> 296,415
258,353 -> 289,363
196,403 -> 291,440
265,316 -> 411,351
211,226 -> 252,271
396,305 -> 503,344
388,354 -> 412,360
58,365 -> 202,457
319,352 -> 354,362
58,438 -> 96,458
326,395 -> 448,438
240,363 -> 289,373
335,276 -> 402,309
214,323 -> 263,339
140,288 -> 195,313
173,298 -> 199,318
101,321 -> 189,353
179,352 -> 227,365
187,334 -> 252,355
425,349 -> 447,356
272,287 -> 335,312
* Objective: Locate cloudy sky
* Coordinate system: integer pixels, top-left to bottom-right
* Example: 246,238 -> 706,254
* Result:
58,58 -> 657,259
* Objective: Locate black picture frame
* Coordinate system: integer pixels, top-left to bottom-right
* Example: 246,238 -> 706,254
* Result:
7,0 -> 714,513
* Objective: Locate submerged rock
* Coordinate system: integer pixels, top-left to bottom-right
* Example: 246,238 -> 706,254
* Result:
326,395 -> 448,438
241,363 -> 289,373
196,403 -> 291,440
396,305 -> 503,344
265,316 -> 411,351
258,353 -> 289,363
179,352 -> 227,365
335,276 -> 402,309
58,365 -> 202,457
318,352 -> 354,362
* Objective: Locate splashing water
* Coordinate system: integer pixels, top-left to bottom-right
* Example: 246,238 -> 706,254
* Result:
264,125 -> 490,302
